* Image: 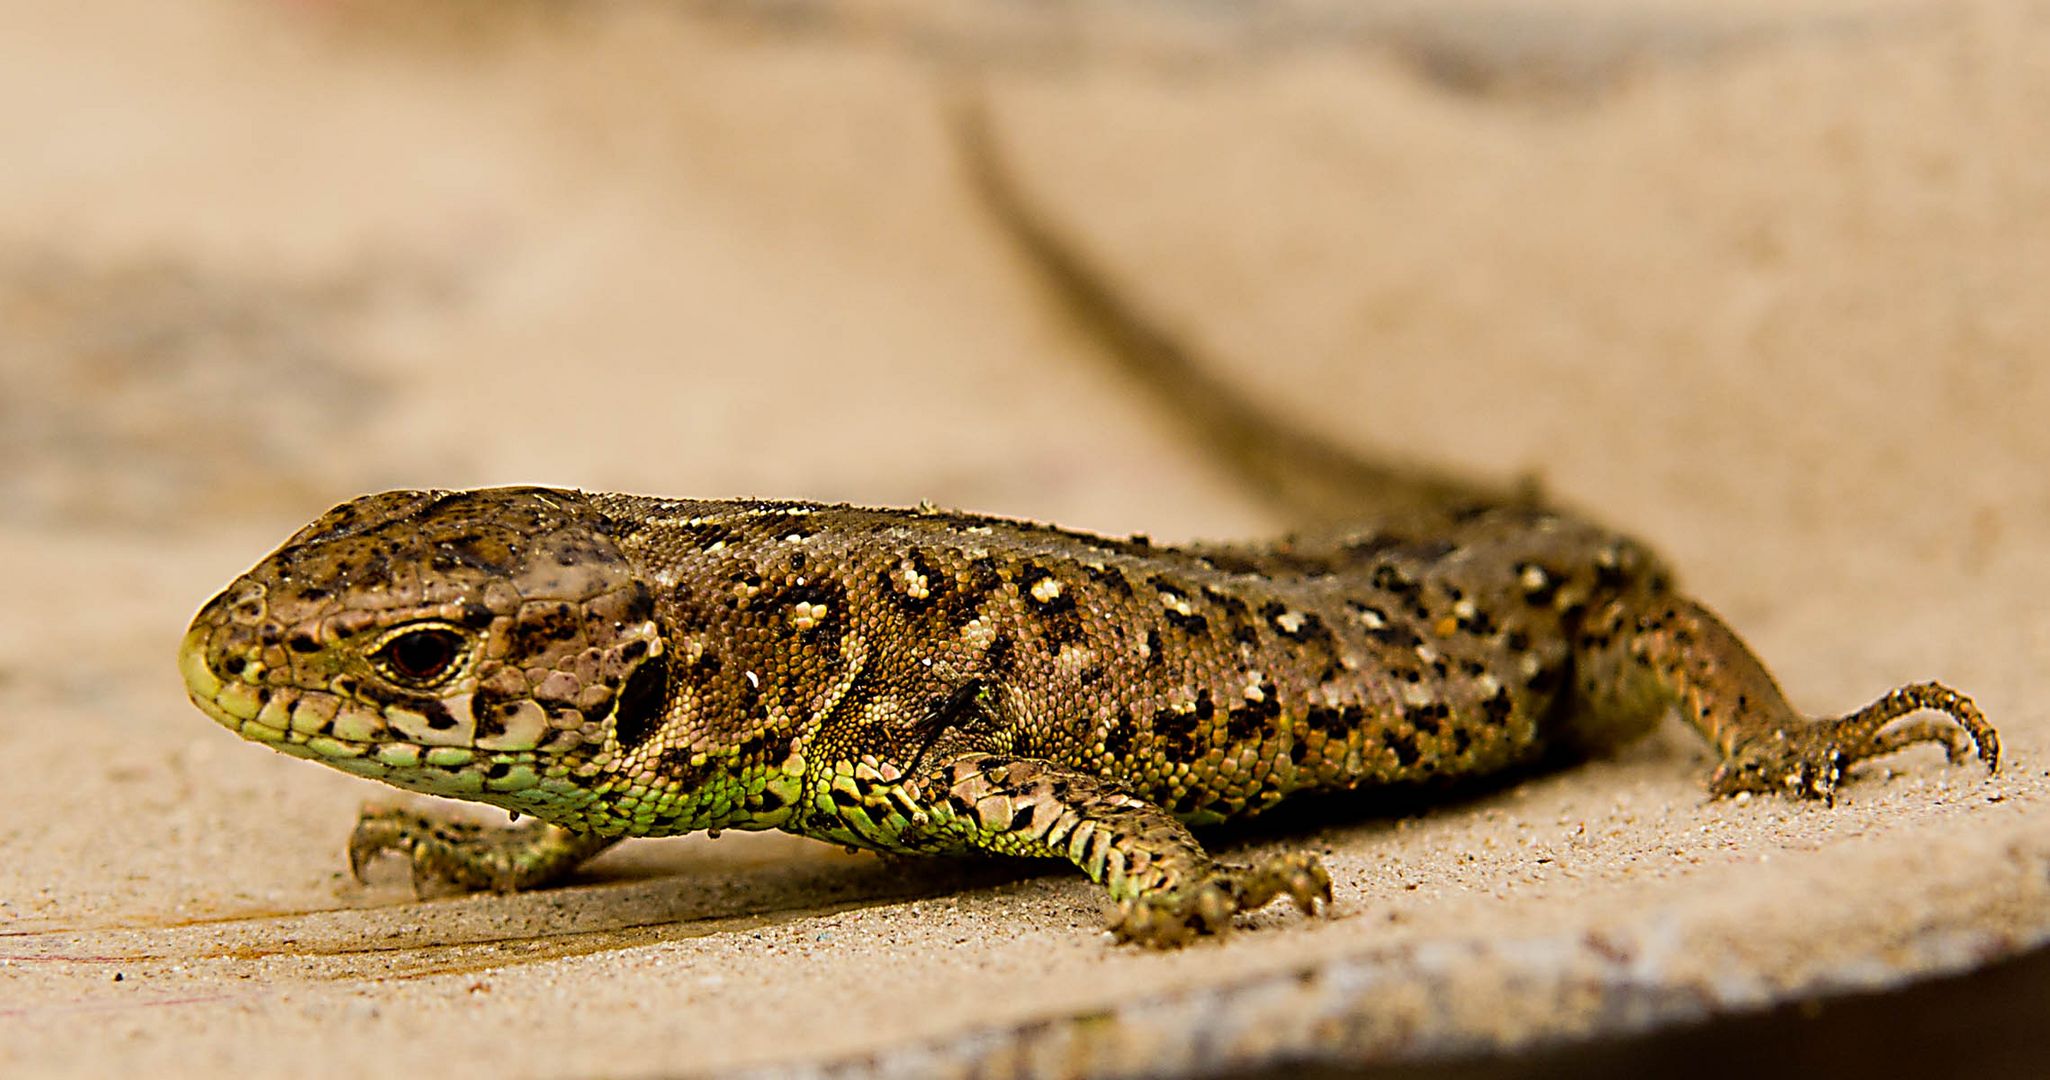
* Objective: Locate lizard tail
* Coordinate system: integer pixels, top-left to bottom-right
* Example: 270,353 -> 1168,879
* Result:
949,91 -> 1541,528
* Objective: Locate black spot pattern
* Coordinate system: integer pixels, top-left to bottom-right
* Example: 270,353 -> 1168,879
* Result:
612,654 -> 671,752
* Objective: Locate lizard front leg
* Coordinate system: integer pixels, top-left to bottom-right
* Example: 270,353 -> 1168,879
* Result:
348,807 -> 619,893
924,754 -> 1330,947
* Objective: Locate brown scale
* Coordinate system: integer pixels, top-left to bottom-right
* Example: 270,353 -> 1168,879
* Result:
595,501 -> 1622,822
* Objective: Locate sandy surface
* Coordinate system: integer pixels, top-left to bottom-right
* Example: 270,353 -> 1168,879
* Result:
3,1 -> 2048,1076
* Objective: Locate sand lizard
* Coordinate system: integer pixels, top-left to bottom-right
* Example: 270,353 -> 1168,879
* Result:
177,117 -> 1998,949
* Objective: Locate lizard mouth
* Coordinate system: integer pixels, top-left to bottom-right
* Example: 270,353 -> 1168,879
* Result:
177,624 -> 541,799
180,623 -> 384,757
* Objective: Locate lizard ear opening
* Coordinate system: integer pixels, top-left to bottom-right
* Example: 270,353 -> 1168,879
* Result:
611,653 -> 671,752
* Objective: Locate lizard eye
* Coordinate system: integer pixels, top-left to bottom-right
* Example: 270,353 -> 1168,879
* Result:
372,626 -> 466,687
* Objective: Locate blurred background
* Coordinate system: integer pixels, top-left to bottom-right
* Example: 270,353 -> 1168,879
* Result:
9,0 -> 2043,547
3,2 -> 2046,1077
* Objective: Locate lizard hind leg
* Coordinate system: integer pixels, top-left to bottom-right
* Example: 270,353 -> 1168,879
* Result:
1575,595 -> 1998,803
1708,681 -> 1999,802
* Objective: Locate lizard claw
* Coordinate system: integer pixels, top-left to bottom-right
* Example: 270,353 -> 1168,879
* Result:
348,806 -> 493,894
347,806 -> 403,885
1709,681 -> 1997,803
346,806 -> 599,895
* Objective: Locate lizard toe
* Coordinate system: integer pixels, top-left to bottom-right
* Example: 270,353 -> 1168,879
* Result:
347,807 -> 583,894
1109,852 -> 1332,948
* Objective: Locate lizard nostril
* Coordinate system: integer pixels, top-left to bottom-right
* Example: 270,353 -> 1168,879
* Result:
225,580 -> 268,625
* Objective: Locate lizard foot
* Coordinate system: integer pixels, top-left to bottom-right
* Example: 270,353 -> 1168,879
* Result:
1111,852 -> 1332,948
348,807 -> 610,894
1709,681 -> 1999,804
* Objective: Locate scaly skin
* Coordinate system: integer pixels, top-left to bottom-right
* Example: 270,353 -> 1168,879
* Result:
180,491 -> 1995,947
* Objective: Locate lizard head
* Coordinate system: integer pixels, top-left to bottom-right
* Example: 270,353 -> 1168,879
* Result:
178,487 -> 668,817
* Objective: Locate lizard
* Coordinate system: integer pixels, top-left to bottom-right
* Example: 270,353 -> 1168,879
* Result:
176,111 -> 1999,949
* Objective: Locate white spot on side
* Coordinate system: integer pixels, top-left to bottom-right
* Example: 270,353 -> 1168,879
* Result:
959,616 -> 996,650
790,601 -> 829,632
894,560 -> 931,600
1520,564 -> 1550,591
745,670 -> 761,689
1160,591 -> 1195,617
735,505 -> 815,520
1055,645 -> 1097,676
1356,607 -> 1386,629
1274,610 -> 1305,635
1030,577 -> 1063,604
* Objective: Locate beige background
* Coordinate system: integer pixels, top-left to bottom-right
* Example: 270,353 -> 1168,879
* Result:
3,1 -> 2047,1076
